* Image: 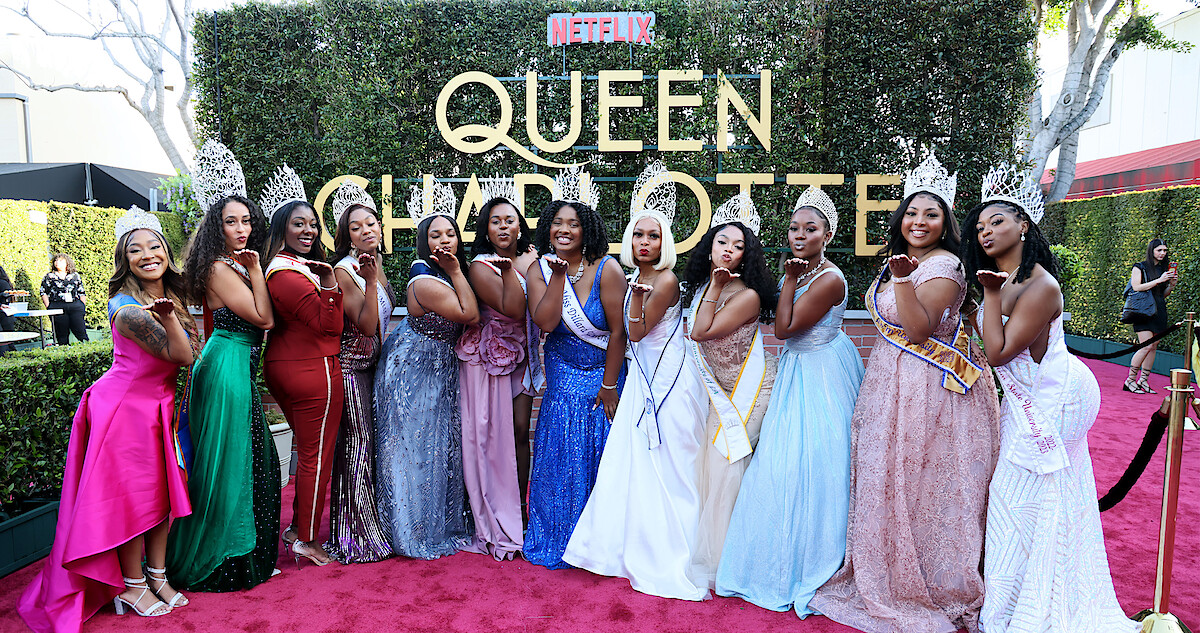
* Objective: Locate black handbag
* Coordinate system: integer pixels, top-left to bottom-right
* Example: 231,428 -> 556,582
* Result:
1120,280 -> 1156,324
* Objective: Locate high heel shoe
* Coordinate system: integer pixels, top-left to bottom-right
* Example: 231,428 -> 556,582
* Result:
144,565 -> 188,608
281,525 -> 298,546
113,576 -> 171,617
292,540 -> 331,568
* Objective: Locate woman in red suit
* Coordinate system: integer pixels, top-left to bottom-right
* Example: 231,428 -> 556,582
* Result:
260,172 -> 344,567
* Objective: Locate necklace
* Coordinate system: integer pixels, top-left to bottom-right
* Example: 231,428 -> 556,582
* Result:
1001,265 -> 1020,287
795,254 -> 827,284
567,258 -> 586,284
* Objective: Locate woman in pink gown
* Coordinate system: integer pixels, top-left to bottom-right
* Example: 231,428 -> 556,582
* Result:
457,191 -> 539,559
19,215 -> 196,631
811,161 -> 1001,633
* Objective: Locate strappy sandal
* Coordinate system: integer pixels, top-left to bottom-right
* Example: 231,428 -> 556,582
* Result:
1123,378 -> 1145,394
281,525 -> 298,545
145,565 -> 189,608
292,540 -> 331,568
114,575 -> 171,617
1137,377 -> 1157,394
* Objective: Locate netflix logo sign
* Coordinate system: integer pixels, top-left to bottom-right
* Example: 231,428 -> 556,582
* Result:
546,12 -> 656,46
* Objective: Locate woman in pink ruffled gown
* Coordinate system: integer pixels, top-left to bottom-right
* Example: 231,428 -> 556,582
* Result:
19,222 -> 196,631
457,194 -> 539,559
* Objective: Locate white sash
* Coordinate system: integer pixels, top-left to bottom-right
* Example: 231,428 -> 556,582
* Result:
335,256 -> 393,340
539,258 -> 609,350
687,283 -> 765,463
266,253 -> 322,287
993,314 -> 1071,475
626,281 -> 685,450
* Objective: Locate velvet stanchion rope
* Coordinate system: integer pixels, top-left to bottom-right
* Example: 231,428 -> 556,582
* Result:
1098,406 -> 1169,512
1067,321 -> 1183,360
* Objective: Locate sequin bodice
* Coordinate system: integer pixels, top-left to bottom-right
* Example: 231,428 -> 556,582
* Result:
697,320 -> 760,388
212,307 -> 264,340
409,310 -> 463,344
784,267 -> 847,353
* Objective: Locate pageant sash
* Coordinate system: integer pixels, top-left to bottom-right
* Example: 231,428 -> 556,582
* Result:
266,252 -> 322,288
992,312 -> 1071,474
336,255 -> 394,339
539,258 -> 610,350
687,283 -> 765,463
865,272 -> 983,394
626,282 -> 685,450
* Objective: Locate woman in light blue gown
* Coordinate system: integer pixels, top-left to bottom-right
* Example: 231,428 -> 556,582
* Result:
716,188 -> 864,617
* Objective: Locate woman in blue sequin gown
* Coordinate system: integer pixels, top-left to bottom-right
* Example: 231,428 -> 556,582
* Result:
716,198 -> 865,616
524,198 -> 627,570
373,213 -> 480,560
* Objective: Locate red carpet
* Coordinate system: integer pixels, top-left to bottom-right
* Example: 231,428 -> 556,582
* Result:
1,358 -> 1196,633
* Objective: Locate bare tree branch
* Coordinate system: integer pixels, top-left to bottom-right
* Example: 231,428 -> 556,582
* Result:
0,58 -> 136,109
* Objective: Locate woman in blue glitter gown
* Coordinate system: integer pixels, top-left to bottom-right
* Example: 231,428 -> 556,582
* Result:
524,193 -> 627,570
373,206 -> 480,560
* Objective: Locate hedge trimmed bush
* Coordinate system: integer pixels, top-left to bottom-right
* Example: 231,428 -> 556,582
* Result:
194,0 -> 1036,306
0,338 -> 114,517
0,201 -> 50,333
1043,185 -> 1200,353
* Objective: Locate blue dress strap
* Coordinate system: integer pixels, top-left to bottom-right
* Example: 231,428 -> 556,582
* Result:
107,294 -> 141,323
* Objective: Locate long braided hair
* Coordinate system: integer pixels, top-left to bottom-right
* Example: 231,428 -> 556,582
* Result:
960,200 -> 1058,290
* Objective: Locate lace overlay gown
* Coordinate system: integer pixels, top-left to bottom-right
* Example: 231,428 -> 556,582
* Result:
716,268 -> 865,616
691,319 -> 777,588
810,255 -> 1001,633
563,292 -> 708,600
979,310 -> 1135,633
373,307 -> 472,560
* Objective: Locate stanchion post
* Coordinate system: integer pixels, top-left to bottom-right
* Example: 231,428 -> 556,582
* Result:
1138,368 -> 1194,633
1184,312 -> 1195,372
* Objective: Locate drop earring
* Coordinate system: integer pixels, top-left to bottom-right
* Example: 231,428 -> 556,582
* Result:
1020,233 -> 1026,242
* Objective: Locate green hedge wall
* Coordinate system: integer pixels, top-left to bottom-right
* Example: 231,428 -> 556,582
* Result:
1042,185 -> 1200,354
0,339 -> 114,516
0,200 -> 186,329
194,0 -> 1036,305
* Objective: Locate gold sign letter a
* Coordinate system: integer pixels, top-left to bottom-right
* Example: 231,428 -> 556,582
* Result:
526,71 -> 582,154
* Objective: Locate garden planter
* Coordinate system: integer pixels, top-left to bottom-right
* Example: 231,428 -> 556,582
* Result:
0,499 -> 59,577
269,422 -> 293,489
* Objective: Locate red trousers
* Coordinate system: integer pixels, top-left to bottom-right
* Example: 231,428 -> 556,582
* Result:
265,356 -> 344,542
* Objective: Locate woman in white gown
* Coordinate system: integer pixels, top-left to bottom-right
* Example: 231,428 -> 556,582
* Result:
962,164 -> 1136,633
563,162 -> 708,600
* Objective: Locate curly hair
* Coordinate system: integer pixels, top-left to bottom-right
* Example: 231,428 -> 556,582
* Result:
415,214 -> 470,278
331,204 -> 390,265
680,222 -> 776,322
960,200 -> 1058,290
533,200 -> 610,264
471,197 -> 532,258
878,192 -> 962,282
182,195 -> 266,302
262,200 -> 325,268
50,253 -> 77,275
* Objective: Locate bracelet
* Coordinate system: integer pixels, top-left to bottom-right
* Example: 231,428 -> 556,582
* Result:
892,274 -> 913,284
628,316 -> 642,323
320,283 -> 338,292
600,383 -> 618,390
701,298 -> 718,304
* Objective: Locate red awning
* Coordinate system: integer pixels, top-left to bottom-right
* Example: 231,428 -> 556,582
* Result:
1041,138 -> 1200,184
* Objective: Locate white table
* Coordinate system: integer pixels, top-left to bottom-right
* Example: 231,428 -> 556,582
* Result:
3,308 -> 64,348
0,331 -> 39,344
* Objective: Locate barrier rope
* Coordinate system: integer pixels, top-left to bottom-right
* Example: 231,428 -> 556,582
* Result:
1098,406 -> 1169,512
1067,322 -> 1183,360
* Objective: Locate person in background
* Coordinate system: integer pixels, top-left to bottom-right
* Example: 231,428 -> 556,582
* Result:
1124,237 -> 1177,394
41,253 -> 90,345
0,265 -> 17,354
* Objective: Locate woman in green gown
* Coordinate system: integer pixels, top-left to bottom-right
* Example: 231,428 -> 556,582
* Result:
166,149 -> 281,591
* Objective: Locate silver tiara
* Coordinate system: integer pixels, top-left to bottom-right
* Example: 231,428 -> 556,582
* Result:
904,152 -> 958,210
629,160 -> 677,225
793,186 -> 839,237
114,205 -> 162,240
981,163 -> 1046,224
192,140 -> 247,211
711,192 -> 760,236
407,179 -> 457,223
550,165 -> 600,210
480,176 -> 523,216
330,179 -> 376,224
259,163 -> 308,221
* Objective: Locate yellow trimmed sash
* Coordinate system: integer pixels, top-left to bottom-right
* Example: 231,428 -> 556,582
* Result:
866,272 -> 982,394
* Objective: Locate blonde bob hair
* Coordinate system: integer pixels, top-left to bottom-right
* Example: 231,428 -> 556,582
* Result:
619,212 -> 676,271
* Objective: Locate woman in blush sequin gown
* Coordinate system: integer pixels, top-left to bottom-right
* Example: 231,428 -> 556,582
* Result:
717,189 -> 864,617
679,193 -> 778,590
324,181 -> 396,564
167,193 -> 280,591
524,194 -> 628,570
20,221 -> 196,630
962,170 -> 1135,633
457,193 -> 539,560
563,174 -> 709,600
810,176 -> 1001,633
374,208 -> 480,559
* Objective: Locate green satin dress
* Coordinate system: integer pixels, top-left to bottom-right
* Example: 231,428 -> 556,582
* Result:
165,306 -> 280,591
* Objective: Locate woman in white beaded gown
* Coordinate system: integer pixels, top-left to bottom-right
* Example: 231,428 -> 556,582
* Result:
961,164 -> 1136,633
563,162 -> 708,600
